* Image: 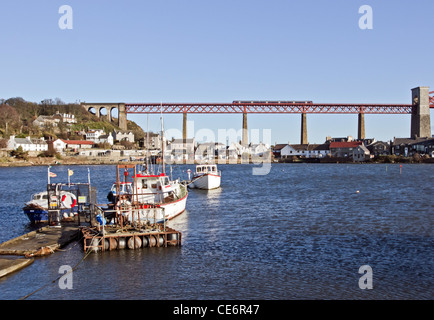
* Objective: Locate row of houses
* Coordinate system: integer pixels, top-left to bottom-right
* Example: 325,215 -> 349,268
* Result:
84,129 -> 135,145
272,136 -> 434,161
33,112 -> 77,128
163,139 -> 271,161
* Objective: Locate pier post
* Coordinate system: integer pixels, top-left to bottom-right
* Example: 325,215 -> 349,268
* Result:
301,112 -> 308,145
183,112 -> 187,140
118,103 -> 127,131
242,112 -> 248,146
358,112 -> 365,140
411,86 -> 431,138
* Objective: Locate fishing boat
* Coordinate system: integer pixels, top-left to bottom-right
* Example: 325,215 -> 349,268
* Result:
189,164 -> 221,190
23,190 -> 77,223
106,111 -> 188,224
107,167 -> 188,224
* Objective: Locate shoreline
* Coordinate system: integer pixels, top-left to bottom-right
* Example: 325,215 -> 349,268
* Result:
1,155 -> 433,167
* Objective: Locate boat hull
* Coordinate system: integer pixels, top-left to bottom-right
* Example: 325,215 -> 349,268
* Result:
160,192 -> 188,222
192,174 -> 221,190
23,208 -> 49,223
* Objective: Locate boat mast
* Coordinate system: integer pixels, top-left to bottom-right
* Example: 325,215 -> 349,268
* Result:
161,102 -> 165,174
146,113 -> 150,174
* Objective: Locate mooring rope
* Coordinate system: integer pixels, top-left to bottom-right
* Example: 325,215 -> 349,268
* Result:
18,234 -> 100,300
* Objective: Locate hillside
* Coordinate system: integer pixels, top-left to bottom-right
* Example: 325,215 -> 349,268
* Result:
0,97 -> 145,141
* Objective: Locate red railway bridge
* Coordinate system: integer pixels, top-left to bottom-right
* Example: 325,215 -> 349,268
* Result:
82,87 -> 433,145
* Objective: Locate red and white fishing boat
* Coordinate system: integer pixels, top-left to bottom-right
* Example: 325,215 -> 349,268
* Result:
190,164 -> 221,190
107,166 -> 188,223
106,112 -> 188,223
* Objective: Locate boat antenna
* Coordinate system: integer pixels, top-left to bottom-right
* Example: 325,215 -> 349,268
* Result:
146,113 -> 150,174
161,102 -> 165,174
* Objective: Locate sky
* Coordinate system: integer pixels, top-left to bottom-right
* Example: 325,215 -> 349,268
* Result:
1,0 -> 433,144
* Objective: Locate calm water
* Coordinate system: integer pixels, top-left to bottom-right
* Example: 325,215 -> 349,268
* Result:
0,163 -> 432,300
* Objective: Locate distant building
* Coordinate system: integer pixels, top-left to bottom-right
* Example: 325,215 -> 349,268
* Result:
272,144 -> 288,158
329,141 -> 370,161
367,141 -> 390,156
139,132 -> 162,149
86,129 -> 113,145
7,136 -> 48,152
62,139 -> 94,151
326,136 -> 354,143
249,142 -> 270,156
167,138 -> 195,156
195,142 -> 227,160
86,129 -> 105,142
391,137 -> 434,157
97,132 -> 114,145
227,142 -> 248,159
32,115 -> 60,128
113,130 -> 135,143
48,139 -> 67,153
54,112 -> 76,124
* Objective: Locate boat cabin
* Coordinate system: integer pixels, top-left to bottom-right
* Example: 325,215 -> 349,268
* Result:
32,192 -> 48,201
109,182 -> 133,196
195,164 -> 218,176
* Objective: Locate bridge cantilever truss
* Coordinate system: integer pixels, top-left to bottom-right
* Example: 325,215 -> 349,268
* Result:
125,102 -> 416,114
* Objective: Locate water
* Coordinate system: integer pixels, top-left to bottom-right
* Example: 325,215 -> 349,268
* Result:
0,163 -> 432,300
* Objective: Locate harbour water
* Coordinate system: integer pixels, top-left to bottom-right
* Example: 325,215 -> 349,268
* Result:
0,163 -> 432,300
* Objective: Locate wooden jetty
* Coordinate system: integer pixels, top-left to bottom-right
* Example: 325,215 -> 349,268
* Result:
0,224 -> 79,257
0,257 -> 34,278
0,224 -> 79,278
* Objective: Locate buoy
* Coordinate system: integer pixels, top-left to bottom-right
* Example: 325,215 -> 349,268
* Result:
128,236 -> 142,249
148,235 -> 157,247
142,236 -> 149,247
158,235 -> 165,247
105,238 -> 117,250
118,238 -> 126,250
61,193 -> 77,209
356,190 -> 360,194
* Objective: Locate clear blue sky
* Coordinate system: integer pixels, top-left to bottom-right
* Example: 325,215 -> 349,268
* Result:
1,0 -> 433,144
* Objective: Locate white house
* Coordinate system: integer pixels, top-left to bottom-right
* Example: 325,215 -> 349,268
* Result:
227,142 -> 249,159
279,144 -> 330,158
113,130 -> 135,143
166,138 -> 195,157
96,132 -> 114,145
86,129 -> 105,142
32,115 -> 60,128
249,142 -> 270,156
8,136 -> 48,152
49,139 -> 67,153
55,112 -> 76,124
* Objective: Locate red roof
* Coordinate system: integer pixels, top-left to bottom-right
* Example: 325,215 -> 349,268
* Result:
62,140 -> 94,145
329,141 -> 362,149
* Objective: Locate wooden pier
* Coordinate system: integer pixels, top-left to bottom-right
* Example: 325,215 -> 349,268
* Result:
0,224 -> 79,278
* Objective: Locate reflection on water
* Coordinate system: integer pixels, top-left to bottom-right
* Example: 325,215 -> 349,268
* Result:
0,164 -> 433,300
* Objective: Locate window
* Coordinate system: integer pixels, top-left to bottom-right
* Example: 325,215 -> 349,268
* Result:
142,179 -> 148,189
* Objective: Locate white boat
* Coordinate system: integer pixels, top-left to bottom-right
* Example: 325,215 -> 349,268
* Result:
23,190 -> 77,223
190,164 -> 221,190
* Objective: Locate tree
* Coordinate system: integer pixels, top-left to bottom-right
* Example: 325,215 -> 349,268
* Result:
0,104 -> 20,133
10,146 -> 29,160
